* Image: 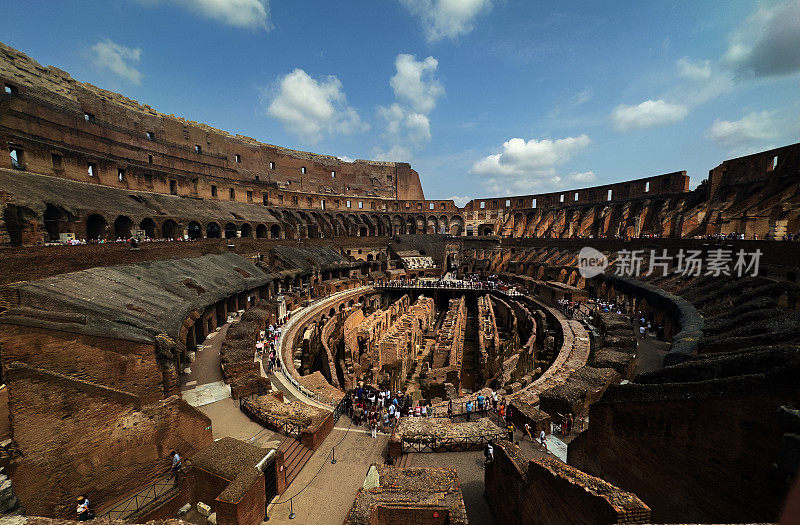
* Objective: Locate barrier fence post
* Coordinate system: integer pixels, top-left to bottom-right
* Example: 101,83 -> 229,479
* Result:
331,446 -> 336,464
289,498 -> 295,520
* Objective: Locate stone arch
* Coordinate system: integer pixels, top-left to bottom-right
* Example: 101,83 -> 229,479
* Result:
334,214 -> 347,236
140,218 -> 156,239
405,216 -> 416,234
224,222 -> 237,239
256,224 -> 268,238
162,219 -> 180,239
188,221 -> 203,239
281,210 -> 298,239
270,224 -> 282,239
86,213 -> 108,240
113,215 -> 134,239
369,214 -> 382,236
240,223 -> 253,238
416,215 -> 426,234
206,222 -> 221,238
43,203 -> 70,242
392,215 -> 405,235
449,215 -> 464,236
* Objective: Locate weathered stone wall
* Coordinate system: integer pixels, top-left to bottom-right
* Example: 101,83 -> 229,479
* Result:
344,466 -> 468,525
0,43 -> 423,204
568,366 -> 799,523
0,325 -> 164,401
485,440 -> 650,524
6,365 -> 212,518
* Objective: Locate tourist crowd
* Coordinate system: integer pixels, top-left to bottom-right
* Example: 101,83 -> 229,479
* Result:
256,313 -> 292,374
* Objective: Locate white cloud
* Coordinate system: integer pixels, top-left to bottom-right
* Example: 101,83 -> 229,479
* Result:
89,39 -> 143,84
448,196 -> 472,207
471,135 -> 591,181
376,54 -> 444,161
706,111 -> 779,149
141,0 -> 271,30
567,171 -> 596,184
267,69 -> 368,143
677,57 -> 711,81
611,99 -> 689,132
337,155 -> 354,163
723,1 -> 800,78
378,103 -> 432,145
373,144 -> 414,162
574,87 -> 593,105
390,54 -> 445,114
399,0 -> 493,42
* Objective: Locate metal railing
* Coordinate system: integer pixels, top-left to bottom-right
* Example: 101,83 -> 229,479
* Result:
273,287 -> 371,408
374,279 -> 523,296
239,386 -> 303,439
401,429 -> 508,454
101,473 -> 179,521
445,406 -> 507,428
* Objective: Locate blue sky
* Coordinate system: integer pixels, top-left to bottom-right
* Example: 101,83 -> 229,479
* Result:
2,0 -> 799,204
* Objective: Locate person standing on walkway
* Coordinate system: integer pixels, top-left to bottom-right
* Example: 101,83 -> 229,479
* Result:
539,429 -> 548,453
370,416 -> 378,438
524,422 -> 533,442
507,422 -> 514,443
465,399 -> 473,421
447,400 -> 453,419
477,393 -> 485,412
491,390 -> 498,410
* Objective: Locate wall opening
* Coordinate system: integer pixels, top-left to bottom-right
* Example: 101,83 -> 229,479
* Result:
85,214 -> 107,240
207,222 -> 221,238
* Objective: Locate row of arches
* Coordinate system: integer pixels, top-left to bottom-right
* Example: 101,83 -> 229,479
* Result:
501,200 -> 679,239
40,204 -> 467,242
82,214 -> 286,241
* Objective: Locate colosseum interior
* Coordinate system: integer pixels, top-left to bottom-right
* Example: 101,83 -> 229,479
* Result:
0,38 -> 799,525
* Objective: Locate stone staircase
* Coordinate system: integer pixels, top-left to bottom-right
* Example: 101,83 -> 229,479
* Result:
395,452 -> 414,468
278,438 -> 314,487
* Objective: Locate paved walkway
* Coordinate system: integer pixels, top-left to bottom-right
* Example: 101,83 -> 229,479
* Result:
412,451 -> 497,525
265,421 -> 388,524
182,322 -> 231,407
634,332 -> 671,375
181,317 -> 282,448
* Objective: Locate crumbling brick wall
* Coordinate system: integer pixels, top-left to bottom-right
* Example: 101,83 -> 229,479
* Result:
568,371 -> 798,523
6,365 -> 212,518
485,440 -> 650,524
0,325 -> 166,402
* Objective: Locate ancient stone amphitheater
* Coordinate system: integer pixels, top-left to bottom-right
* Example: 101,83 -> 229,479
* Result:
0,42 -> 798,525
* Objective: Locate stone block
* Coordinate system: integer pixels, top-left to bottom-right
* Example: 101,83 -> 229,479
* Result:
197,502 -> 212,517
178,503 -> 191,515
0,495 -> 17,513
208,512 -> 217,525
